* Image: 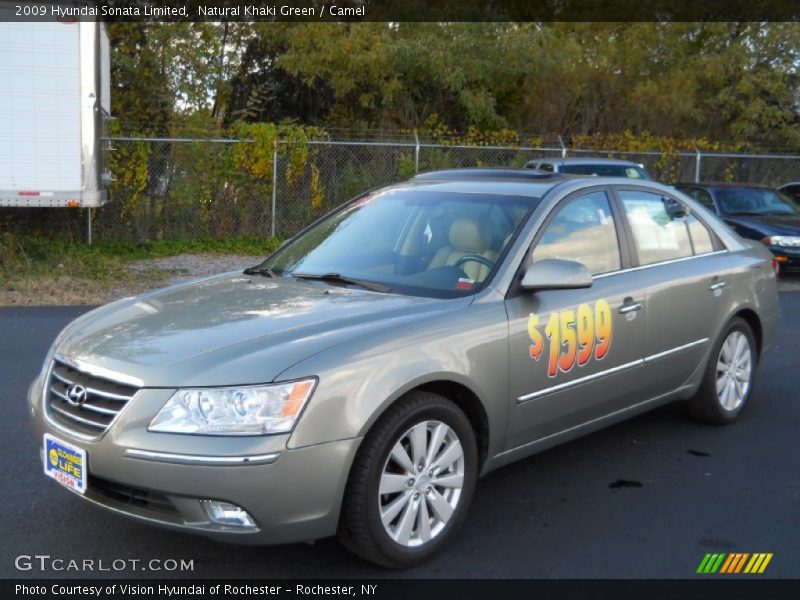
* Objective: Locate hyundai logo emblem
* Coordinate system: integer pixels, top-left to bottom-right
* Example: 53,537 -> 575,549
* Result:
65,384 -> 88,406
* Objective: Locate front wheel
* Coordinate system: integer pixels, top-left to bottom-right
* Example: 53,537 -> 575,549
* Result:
689,317 -> 756,424
338,391 -> 478,568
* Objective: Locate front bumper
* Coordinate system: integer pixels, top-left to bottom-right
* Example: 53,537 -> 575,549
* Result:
29,376 -> 361,545
765,245 -> 800,271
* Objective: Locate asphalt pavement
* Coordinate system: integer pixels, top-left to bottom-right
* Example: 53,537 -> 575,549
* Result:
2,296 -> 799,579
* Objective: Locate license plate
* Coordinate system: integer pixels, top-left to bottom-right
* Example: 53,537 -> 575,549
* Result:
43,433 -> 87,494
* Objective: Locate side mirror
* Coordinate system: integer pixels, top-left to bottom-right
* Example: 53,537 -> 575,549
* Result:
663,196 -> 687,218
521,259 -> 593,291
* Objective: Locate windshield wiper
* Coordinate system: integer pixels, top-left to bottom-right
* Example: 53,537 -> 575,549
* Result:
243,265 -> 279,278
292,272 -> 391,293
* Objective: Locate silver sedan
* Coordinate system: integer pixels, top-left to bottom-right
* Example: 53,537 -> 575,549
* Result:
29,169 -> 780,567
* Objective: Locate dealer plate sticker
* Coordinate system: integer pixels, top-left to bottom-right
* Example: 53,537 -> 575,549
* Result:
43,433 -> 86,494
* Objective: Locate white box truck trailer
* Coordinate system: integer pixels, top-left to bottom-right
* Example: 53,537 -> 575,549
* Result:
0,12 -> 110,228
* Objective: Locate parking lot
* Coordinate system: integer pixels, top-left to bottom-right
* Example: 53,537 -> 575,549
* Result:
2,292 -> 799,579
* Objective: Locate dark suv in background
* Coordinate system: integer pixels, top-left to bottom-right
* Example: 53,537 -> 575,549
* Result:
778,182 -> 800,203
675,182 -> 800,272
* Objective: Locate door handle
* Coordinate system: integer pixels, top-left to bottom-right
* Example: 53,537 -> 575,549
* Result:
618,300 -> 643,314
709,281 -> 726,291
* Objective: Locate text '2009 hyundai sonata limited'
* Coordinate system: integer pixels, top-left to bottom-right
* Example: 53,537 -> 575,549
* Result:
30,169 -> 779,567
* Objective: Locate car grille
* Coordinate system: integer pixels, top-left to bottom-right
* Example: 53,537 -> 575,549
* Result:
46,358 -> 139,438
88,475 -> 182,521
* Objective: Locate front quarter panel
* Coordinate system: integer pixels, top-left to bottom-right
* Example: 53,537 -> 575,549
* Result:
278,294 -> 510,461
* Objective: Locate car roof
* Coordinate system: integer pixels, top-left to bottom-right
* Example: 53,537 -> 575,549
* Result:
400,168 -> 670,198
408,168 -> 566,197
396,179 -> 556,199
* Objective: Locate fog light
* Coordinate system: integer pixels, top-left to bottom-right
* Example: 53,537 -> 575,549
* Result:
201,500 -> 256,528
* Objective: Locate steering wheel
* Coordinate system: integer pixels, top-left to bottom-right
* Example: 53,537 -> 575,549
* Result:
454,255 -> 495,271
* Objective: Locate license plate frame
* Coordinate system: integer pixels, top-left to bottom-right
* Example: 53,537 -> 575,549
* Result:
43,433 -> 87,495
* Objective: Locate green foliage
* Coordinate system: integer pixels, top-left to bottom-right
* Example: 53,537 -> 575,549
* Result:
7,235 -> 277,263
309,165 -> 324,212
233,122 -> 327,186
106,22 -> 800,150
397,153 -> 417,180
233,122 -> 279,181
322,163 -> 367,209
88,236 -> 282,259
106,119 -> 151,232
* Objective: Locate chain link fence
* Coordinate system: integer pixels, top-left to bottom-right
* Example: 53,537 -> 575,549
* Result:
69,138 -> 800,242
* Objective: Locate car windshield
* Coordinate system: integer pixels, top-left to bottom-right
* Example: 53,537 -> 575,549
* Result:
559,164 -> 650,179
715,188 -> 800,216
258,188 -> 536,298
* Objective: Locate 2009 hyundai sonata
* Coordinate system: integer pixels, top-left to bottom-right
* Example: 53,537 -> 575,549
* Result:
30,169 -> 779,567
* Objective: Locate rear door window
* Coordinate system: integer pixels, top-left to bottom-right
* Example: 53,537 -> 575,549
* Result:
686,215 -> 715,255
618,190 -> 693,265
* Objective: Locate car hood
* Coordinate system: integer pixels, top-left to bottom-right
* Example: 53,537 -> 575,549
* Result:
56,272 -> 470,387
723,213 -> 800,236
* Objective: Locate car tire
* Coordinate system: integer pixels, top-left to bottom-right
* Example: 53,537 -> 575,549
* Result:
688,317 -> 757,425
337,390 -> 478,568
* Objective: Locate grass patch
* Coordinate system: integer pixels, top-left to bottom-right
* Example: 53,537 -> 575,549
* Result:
1,235 -> 281,306
81,236 -> 281,260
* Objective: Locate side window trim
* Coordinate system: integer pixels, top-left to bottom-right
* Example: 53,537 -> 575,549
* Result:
607,186 -> 639,268
675,187 -> 725,250
662,189 -> 725,253
592,249 -> 729,280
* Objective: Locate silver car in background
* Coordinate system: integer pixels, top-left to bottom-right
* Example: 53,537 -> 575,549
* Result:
524,157 -> 652,180
29,169 -> 779,567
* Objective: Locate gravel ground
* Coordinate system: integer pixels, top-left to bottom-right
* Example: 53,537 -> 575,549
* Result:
126,253 -> 258,283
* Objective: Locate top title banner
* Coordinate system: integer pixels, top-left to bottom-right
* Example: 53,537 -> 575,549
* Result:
4,0 -> 800,22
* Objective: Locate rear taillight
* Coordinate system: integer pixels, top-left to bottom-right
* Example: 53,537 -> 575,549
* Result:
771,257 -> 780,276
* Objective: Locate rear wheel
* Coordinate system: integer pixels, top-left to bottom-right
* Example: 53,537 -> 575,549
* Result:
689,317 -> 756,424
338,391 -> 478,568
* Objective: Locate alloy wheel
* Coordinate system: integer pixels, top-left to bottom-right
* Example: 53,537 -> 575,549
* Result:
715,330 -> 753,411
378,420 -> 465,547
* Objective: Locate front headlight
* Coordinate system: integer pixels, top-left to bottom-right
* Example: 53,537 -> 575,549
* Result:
763,235 -> 800,247
148,379 -> 317,436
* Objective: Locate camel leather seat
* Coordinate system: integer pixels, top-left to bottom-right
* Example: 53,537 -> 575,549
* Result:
427,217 -> 498,281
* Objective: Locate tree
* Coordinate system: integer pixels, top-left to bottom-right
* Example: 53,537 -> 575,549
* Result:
109,22 -> 800,150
